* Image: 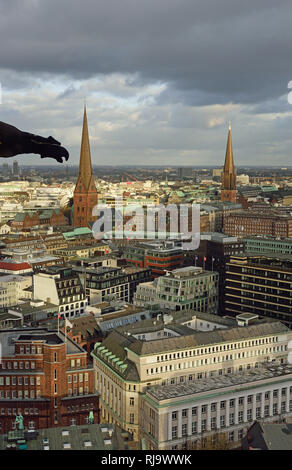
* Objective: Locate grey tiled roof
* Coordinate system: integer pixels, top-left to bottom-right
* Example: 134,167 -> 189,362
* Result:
95,330 -> 140,381
127,321 -> 288,355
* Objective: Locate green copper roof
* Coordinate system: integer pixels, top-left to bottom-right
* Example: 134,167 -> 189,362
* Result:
63,227 -> 92,239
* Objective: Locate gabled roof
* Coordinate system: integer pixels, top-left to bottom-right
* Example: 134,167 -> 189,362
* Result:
13,213 -> 27,222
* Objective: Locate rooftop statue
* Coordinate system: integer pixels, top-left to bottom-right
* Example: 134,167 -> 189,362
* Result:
0,121 -> 69,163
88,410 -> 94,424
15,413 -> 24,431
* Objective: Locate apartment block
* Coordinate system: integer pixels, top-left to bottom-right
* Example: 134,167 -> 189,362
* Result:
0,274 -> 32,308
134,266 -> 219,313
223,210 -> 292,238
73,265 -> 152,305
0,328 -> 99,434
225,254 -> 292,326
123,241 -> 184,278
33,266 -> 87,318
243,236 -> 292,255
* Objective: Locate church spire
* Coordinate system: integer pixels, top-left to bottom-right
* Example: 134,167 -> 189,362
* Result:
223,122 -> 235,176
73,106 -> 98,227
78,105 -> 93,191
220,124 -> 236,202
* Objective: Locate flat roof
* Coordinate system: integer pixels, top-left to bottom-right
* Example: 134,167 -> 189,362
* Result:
1,423 -> 132,451
147,363 -> 292,402
9,302 -> 58,313
0,328 -> 86,356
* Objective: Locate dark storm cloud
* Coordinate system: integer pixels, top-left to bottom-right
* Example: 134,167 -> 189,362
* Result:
0,0 -> 292,104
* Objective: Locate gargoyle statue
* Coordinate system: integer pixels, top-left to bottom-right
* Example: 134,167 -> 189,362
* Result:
0,121 -> 69,163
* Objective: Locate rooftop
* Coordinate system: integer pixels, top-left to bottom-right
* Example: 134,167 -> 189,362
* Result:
228,252 -> 292,270
127,320 -> 287,355
0,328 -> 87,356
0,261 -> 32,271
1,423 -> 133,451
146,363 -> 292,402
9,301 -> 58,314
250,422 -> 292,450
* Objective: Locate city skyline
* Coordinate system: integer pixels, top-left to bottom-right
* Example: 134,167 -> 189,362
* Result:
1,0 -> 292,455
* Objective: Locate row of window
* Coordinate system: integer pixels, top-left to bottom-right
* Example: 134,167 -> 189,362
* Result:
0,376 -> 41,386
66,402 -> 94,413
59,301 -> 85,311
155,336 -> 280,363
67,387 -> 89,396
68,373 -> 89,383
0,361 -> 36,370
0,390 -> 41,399
170,389 -> 292,420
0,408 -> 39,416
171,429 -> 245,449
0,355 -> 86,370
146,354 -> 279,375
170,401 -> 292,438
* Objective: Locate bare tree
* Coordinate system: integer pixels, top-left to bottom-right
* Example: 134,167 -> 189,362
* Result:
186,432 -> 230,450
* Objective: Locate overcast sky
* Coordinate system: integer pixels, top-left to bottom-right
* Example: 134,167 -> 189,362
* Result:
1,0 -> 292,167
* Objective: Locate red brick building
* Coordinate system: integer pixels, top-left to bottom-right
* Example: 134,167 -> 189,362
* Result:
0,328 -> 99,434
124,241 -> 184,277
11,209 -> 67,230
223,210 -> 292,238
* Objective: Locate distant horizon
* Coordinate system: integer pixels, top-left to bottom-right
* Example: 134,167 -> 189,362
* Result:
2,163 -> 292,169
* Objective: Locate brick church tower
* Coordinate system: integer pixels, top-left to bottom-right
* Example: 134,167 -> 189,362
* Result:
73,106 -> 98,227
220,123 -> 237,203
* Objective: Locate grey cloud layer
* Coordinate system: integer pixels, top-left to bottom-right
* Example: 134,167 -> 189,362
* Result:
1,0 -> 292,103
1,0 -> 292,166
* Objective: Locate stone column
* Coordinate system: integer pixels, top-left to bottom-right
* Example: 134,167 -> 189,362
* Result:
178,409 -> 182,438
168,412 -> 172,441
187,407 -> 192,436
216,402 -> 221,429
269,391 -> 273,417
243,396 -> 248,423
207,403 -> 211,431
252,394 -> 257,421
234,397 -> 239,425
197,405 -> 202,434
286,387 -> 290,413
278,388 -> 282,415
225,399 -> 230,428
261,392 -> 265,418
